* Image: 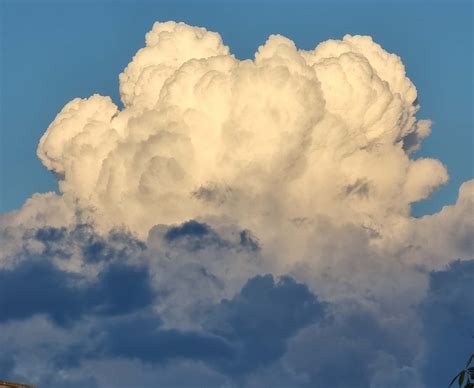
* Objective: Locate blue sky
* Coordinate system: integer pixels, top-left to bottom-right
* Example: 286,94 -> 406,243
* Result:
1,0 -> 472,215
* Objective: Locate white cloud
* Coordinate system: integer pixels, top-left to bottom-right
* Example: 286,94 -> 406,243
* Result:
35,22 -> 448,248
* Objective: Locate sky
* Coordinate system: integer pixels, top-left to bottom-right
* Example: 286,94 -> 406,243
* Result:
0,1 -> 473,388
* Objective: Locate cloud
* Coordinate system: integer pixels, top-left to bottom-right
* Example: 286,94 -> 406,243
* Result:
204,274 -> 325,375
0,217 -> 472,387
163,220 -> 230,251
0,218 -> 325,386
62,273 -> 325,385
0,20 -> 473,388
97,314 -> 235,364
281,303 -> 422,388
0,229 -> 154,326
401,180 -> 474,269
421,260 -> 474,387
31,223 -> 146,264
0,353 -> 15,378
0,260 -> 86,326
35,22 -> 447,244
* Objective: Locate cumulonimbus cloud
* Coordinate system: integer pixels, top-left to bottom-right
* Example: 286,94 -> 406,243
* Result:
36,21 -> 449,243
1,21 -> 472,388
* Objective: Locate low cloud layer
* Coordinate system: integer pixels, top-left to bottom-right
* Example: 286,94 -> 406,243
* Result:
0,21 -> 472,388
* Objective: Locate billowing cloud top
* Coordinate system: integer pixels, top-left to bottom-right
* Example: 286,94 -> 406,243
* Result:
1,21 -> 473,388
37,21 -> 447,242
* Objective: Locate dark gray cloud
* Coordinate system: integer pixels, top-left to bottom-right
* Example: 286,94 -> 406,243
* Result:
163,220 -> 231,252
421,259 -> 474,387
97,314 -> 235,364
284,304 -> 420,388
64,274 -> 325,381
88,262 -> 154,315
29,224 -> 146,263
165,220 -> 213,241
0,260 -> 86,326
33,375 -> 99,388
205,274 -> 325,375
1,219 -> 472,388
238,230 -> 260,252
162,220 -> 260,253
0,221 -> 323,387
0,353 -> 15,377
0,238 -> 154,327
